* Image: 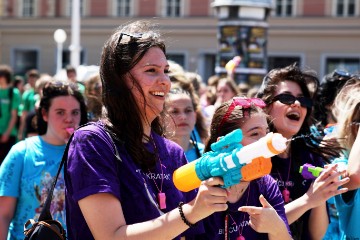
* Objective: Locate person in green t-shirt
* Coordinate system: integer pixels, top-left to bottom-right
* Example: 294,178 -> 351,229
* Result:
0,65 -> 21,165
66,65 -> 85,95
17,69 -> 39,141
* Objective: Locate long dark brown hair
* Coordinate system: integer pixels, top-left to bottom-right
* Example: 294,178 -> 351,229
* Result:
100,20 -> 166,169
257,63 -> 342,163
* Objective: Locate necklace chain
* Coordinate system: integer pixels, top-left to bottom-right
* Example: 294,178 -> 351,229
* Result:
148,133 -> 164,193
225,183 -> 251,239
276,154 -> 292,187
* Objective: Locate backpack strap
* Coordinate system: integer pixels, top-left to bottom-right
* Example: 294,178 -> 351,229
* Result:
38,123 -> 122,221
38,134 -> 75,221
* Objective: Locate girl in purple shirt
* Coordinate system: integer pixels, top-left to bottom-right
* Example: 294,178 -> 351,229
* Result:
64,20 -> 229,240
196,97 -> 292,240
257,63 -> 350,239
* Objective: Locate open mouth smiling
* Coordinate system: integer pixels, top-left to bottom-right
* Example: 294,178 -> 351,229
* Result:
286,112 -> 300,121
150,91 -> 165,97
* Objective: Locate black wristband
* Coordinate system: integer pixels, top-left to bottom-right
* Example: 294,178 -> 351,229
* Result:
178,202 -> 197,228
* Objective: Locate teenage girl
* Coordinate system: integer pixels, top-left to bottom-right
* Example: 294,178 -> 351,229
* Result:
196,97 -> 292,240
0,80 -> 87,239
163,84 -> 205,161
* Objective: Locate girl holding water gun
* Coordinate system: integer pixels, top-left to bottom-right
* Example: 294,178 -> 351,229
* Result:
195,96 -> 292,240
257,63 -> 349,239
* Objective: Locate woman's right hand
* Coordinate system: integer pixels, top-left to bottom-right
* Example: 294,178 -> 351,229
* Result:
186,177 -> 228,223
305,164 -> 349,208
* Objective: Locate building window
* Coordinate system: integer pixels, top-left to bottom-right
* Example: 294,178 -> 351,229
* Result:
335,0 -> 357,16
22,0 -> 35,17
165,0 -> 182,17
13,49 -> 38,76
167,53 -> 185,69
203,54 -> 216,83
229,6 -> 239,18
116,0 -> 131,16
268,56 -> 301,70
326,57 -> 360,74
68,0 -> 84,16
274,0 -> 294,17
62,49 -> 86,68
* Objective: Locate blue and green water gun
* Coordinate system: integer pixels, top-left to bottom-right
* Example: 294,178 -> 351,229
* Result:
173,129 -> 288,192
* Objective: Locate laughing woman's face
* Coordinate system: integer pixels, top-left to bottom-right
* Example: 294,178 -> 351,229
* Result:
268,80 -> 307,139
127,47 -> 171,123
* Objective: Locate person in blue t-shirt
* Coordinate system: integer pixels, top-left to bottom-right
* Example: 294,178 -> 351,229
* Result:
0,80 -> 87,240
163,82 -> 207,162
331,79 -> 360,240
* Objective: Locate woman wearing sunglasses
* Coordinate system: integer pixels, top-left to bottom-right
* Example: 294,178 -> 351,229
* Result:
257,63 -> 349,240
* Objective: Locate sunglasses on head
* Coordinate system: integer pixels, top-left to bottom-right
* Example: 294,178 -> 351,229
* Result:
116,32 -> 143,47
218,97 -> 266,131
332,69 -> 352,80
272,93 -> 312,108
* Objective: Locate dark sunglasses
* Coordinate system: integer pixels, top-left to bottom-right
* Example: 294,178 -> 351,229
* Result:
332,69 -> 352,80
272,93 -> 312,108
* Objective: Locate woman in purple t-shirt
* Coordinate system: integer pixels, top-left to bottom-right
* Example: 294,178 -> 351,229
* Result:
257,63 -> 350,239
64,20 -> 230,240
196,97 -> 292,240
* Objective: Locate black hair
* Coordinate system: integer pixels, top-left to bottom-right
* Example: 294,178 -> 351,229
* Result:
313,69 -> 353,126
257,63 -> 342,163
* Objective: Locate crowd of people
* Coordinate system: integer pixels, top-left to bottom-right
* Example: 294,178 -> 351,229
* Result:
0,20 -> 359,240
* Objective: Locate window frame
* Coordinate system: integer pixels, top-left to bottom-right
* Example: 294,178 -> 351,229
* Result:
66,0 -> 85,17
167,51 -> 187,70
18,0 -> 38,17
11,47 -> 40,76
113,0 -> 133,17
61,49 -> 87,68
272,0 -> 296,17
162,0 -> 184,17
321,53 -> 360,77
332,0 -> 359,17
267,52 -> 305,70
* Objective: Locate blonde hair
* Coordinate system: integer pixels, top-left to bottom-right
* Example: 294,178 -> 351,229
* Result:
332,79 -> 360,150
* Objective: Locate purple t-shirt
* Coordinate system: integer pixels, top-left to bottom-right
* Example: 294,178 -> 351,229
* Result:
65,122 -> 203,239
196,175 -> 290,240
271,150 -> 326,239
